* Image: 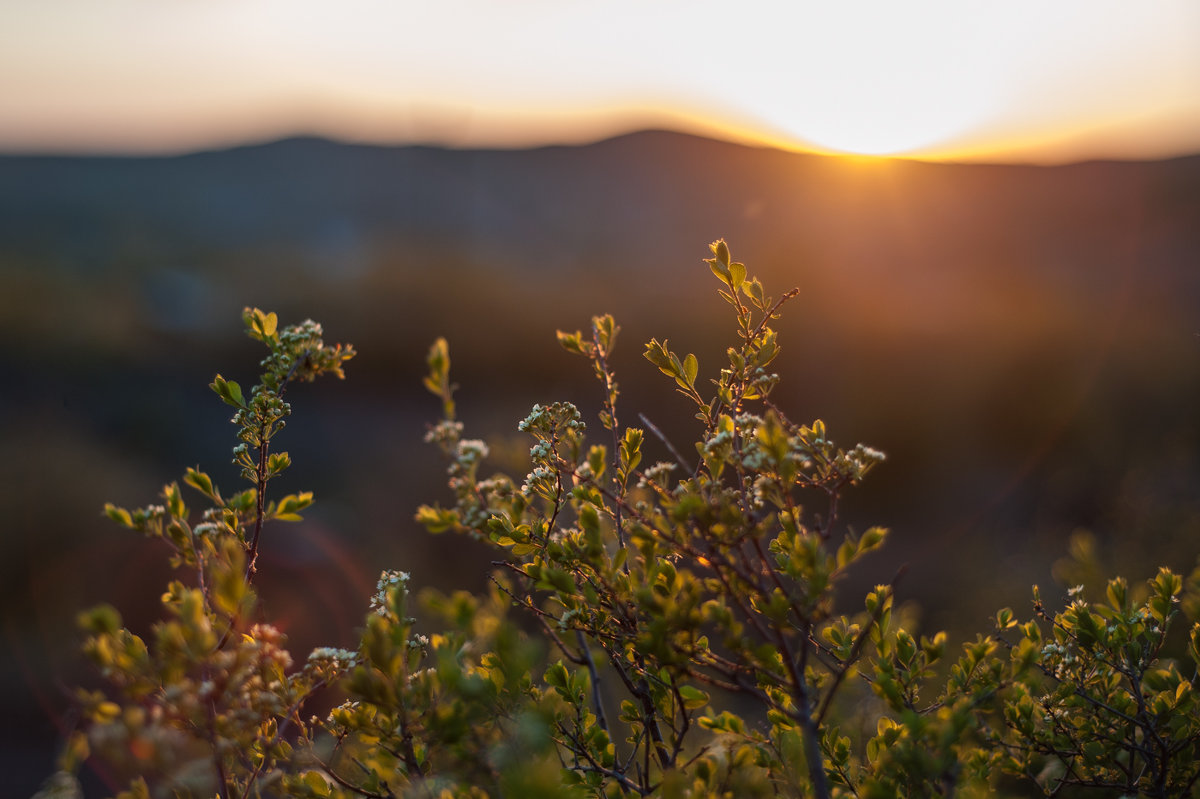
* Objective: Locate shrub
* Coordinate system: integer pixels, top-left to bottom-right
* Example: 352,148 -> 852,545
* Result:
39,242 -> 1200,798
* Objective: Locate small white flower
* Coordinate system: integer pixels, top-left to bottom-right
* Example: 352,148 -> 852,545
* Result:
638,461 -> 677,490
457,439 -> 489,461
192,522 -> 219,538
518,404 -> 545,431
424,420 -> 464,444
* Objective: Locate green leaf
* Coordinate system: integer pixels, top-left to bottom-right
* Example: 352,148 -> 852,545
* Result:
301,770 -> 332,796
682,353 -> 698,388
1074,607 -> 1103,646
242,307 -> 278,341
836,538 -> 857,569
267,451 -> 292,476
183,467 -> 219,502
103,503 -> 133,528
77,604 -> 122,634
579,504 -> 601,538
228,489 -> 257,512
621,428 -> 643,476
1149,567 -> 1182,622
644,338 -> 677,375
1106,577 -> 1128,612
859,526 -> 887,554
729,261 -> 746,289
545,661 -> 569,691
593,314 -> 618,353
742,277 -> 766,307
164,482 -> 185,519
708,257 -> 729,281
678,685 -> 710,709
587,445 -> 607,479
416,504 -> 458,534
424,337 -> 456,418
209,374 -> 247,409
713,239 -> 730,268
556,330 -> 586,355
540,567 -> 577,596
426,337 -> 450,377
698,711 -> 745,734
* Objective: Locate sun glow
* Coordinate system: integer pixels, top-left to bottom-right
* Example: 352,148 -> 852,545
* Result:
0,1 -> 1197,161
713,5 -> 1010,158
765,84 -> 995,158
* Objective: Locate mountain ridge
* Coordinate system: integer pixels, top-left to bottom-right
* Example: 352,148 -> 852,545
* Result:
2,128 -> 1196,307
5,127 -> 1199,167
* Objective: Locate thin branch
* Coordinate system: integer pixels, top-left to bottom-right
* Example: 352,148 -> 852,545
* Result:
312,751 -> 396,799
590,322 -> 629,567
768,611 -> 831,799
244,360 -> 301,582
205,692 -> 231,799
639,413 -> 694,473
577,630 -> 611,733
559,723 -> 648,796
244,424 -> 271,580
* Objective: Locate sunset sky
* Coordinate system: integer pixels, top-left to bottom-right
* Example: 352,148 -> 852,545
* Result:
2,1 -> 1198,162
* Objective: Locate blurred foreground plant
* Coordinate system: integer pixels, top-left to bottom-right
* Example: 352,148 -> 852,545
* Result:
40,243 -> 1200,799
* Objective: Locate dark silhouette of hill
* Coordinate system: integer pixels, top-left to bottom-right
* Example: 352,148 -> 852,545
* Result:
4,131 -> 1198,281
2,130 -> 1199,795
3,130 -> 1197,354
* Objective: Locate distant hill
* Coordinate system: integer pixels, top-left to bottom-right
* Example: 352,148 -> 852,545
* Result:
3,129 -> 1197,355
3,129 -> 1197,277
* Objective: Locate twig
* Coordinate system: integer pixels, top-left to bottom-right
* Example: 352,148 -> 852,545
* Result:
577,630 -> 611,733
638,413 -> 693,473
312,751 -> 395,799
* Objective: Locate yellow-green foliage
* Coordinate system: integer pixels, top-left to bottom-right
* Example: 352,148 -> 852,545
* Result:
40,243 -> 1200,799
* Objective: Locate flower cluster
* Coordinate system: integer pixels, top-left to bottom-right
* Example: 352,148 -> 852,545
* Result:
517,402 -> 586,436
522,465 -> 559,501
369,569 -> 413,624
637,461 -> 678,491
305,646 -> 359,679
424,418 -> 465,449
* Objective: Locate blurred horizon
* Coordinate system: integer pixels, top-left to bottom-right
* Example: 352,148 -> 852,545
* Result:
3,1 -> 1199,163
7,121 -> 1200,167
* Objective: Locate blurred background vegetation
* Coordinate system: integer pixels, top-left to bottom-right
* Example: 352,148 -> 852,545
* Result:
3,130 -> 1198,793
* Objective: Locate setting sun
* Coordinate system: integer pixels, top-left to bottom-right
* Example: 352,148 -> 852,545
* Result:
745,40 -> 1000,158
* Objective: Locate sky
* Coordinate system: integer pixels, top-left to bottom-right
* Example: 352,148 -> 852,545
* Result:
1,1 -> 1198,162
